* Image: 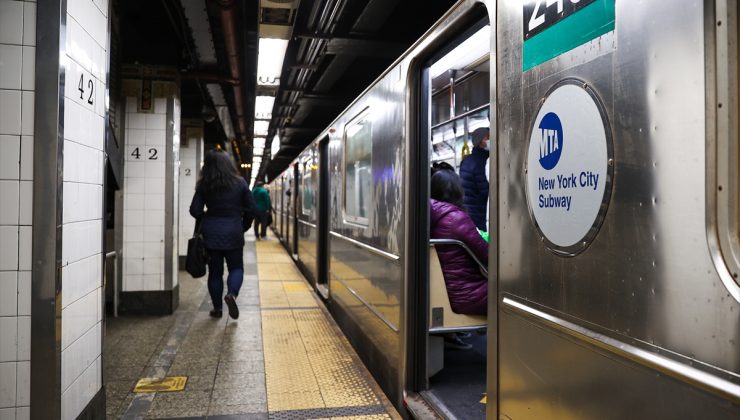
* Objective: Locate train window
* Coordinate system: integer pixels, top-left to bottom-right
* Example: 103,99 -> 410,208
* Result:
343,108 -> 373,225
301,161 -> 314,216
714,1 -> 740,294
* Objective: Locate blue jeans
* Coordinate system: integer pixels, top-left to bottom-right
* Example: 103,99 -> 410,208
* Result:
206,248 -> 244,310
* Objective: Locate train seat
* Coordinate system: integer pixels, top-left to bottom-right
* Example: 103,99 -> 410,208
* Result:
428,244 -> 487,333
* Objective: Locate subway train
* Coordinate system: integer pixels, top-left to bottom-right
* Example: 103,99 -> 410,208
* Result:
267,0 -> 740,418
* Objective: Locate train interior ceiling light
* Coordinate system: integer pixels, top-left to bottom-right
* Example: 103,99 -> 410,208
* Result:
429,25 -> 490,78
257,38 -> 289,86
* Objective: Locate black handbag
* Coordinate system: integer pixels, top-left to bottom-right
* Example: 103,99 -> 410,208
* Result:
186,219 -> 208,278
266,211 -> 273,227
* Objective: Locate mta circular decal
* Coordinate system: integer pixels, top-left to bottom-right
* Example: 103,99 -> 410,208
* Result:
526,80 -> 613,255
538,112 -> 563,170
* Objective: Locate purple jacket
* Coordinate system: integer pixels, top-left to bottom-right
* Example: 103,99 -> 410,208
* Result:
430,199 -> 488,315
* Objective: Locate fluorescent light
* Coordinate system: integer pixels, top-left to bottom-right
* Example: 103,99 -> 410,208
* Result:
253,137 -> 266,149
255,96 -> 275,120
430,25 -> 490,78
253,147 -> 264,156
271,134 -> 280,156
257,38 -> 289,86
253,157 -> 263,165
254,121 -> 269,136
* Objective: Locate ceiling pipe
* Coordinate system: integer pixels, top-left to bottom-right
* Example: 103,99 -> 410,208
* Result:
216,0 -> 247,143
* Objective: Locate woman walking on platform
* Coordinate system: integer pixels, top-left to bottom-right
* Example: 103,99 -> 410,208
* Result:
190,150 -> 255,319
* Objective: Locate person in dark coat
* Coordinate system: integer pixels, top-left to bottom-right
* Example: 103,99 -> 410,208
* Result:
430,170 -> 488,316
190,150 -> 255,319
459,127 -> 490,231
252,181 -> 271,239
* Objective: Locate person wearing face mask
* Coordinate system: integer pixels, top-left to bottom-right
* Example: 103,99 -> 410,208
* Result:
459,127 -> 490,231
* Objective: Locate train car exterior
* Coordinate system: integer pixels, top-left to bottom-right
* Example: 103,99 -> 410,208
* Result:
268,0 -> 740,418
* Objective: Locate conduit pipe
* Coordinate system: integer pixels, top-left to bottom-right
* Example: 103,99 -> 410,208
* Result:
216,0 -> 247,141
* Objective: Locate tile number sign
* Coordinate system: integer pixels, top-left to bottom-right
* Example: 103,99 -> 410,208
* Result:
129,147 -> 160,161
77,72 -> 95,106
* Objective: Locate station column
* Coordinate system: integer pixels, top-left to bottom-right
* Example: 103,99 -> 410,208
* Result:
118,66 -> 181,315
178,122 -> 204,266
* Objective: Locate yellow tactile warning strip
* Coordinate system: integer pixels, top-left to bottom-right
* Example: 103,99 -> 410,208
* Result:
255,237 -> 399,419
132,376 -> 188,393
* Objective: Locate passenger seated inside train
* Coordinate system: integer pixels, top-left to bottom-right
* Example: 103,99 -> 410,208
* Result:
430,169 -> 488,313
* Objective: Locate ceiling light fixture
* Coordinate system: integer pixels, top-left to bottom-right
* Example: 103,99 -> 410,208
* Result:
257,38 -> 289,86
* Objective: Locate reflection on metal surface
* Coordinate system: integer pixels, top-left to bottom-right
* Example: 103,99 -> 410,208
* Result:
330,231 -> 400,261
503,297 -> 740,402
298,219 -> 317,229
331,271 -> 400,333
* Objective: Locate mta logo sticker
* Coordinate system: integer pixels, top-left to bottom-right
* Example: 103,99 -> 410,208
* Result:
538,112 -> 563,170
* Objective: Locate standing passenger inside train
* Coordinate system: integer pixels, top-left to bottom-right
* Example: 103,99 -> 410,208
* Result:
252,181 -> 271,239
430,169 -> 488,316
459,127 -> 490,231
190,150 -> 256,320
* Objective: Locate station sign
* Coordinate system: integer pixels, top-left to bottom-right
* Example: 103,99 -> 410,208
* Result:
525,80 -> 612,255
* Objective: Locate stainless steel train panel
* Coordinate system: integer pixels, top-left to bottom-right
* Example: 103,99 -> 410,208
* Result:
498,0 -> 740,417
297,145 -> 320,283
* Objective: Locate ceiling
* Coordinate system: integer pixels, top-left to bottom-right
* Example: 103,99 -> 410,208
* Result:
115,0 -> 457,182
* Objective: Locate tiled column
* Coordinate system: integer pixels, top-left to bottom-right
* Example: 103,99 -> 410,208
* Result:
119,75 -> 181,314
178,124 -> 203,263
29,0 -> 109,419
0,1 -> 35,418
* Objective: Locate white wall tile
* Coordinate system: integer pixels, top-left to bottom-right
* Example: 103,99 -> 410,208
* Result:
0,227 -> 18,271
142,242 -> 162,259
124,257 -> 142,276
125,128 -> 145,145
64,99 -> 104,151
62,182 -> 102,224
143,225 -> 163,242
125,161 -> 146,178
64,17 -> 104,82
0,318 -> 17,362
16,272 -> 29,317
63,141 -> 103,184
62,254 -> 101,309
17,181 -> 31,226
61,289 -> 99,350
123,275 -> 142,292
15,406 -> 28,420
144,180 -> 164,195
154,98 -> 167,114
61,356 -> 100,420
0,90 -> 21,135
61,220 -> 101,265
15,318 -> 28,361
125,193 -> 145,210
125,209 -> 144,226
143,210 -> 163,227
0,362 -> 17,407
0,1 -> 23,45
16,227 -> 29,272
19,92 -> 31,136
61,322 -> 100,391
18,137 -> 30,181
0,407 -> 14,420
67,0 -> 107,55
127,113 -> 145,129
145,114 -> 165,130
142,258 -> 161,275
141,274 -> 160,291
0,136 -> 20,179
145,129 -> 165,146
22,3 -> 35,47
0,45 -> 22,90
14,362 -> 28,406
144,194 -> 164,211
125,96 -> 136,111
0,272 -> 17,317
20,47 -> 33,91
124,242 -> 143,259
124,226 -> 143,243
0,181 -> 19,225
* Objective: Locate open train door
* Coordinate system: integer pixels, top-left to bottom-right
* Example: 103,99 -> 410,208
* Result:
405,6 -> 496,419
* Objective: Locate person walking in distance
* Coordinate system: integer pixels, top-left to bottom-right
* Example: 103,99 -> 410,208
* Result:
190,150 -> 256,319
252,181 -> 271,239
459,127 -> 490,231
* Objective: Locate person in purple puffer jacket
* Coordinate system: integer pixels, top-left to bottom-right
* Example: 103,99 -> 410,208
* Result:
430,169 -> 488,315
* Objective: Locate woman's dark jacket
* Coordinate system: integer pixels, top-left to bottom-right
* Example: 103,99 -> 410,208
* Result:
459,147 -> 489,231
189,178 -> 255,250
430,198 -> 488,315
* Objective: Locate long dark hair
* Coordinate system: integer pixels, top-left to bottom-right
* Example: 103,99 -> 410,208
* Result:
197,150 -> 242,193
431,169 -> 465,210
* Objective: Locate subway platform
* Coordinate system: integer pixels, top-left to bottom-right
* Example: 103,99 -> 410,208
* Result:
104,231 -> 399,420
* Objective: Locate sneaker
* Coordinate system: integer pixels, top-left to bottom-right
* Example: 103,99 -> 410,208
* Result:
224,294 -> 239,320
209,309 -> 222,318
444,335 -> 472,350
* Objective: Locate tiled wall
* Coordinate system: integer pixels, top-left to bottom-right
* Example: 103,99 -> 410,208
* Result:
123,96 -> 174,291
60,0 -> 108,419
0,0 -> 35,418
178,135 -> 202,257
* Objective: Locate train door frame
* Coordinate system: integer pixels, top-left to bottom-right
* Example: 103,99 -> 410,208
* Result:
292,162 -> 299,258
404,8 -> 497,418
317,136 -> 330,298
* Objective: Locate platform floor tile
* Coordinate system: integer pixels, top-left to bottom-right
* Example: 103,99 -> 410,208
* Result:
105,231 -> 397,419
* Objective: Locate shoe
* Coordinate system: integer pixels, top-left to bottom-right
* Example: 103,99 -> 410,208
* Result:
224,294 -> 239,319
444,335 -> 472,350
457,332 -> 472,339
260,235 -> 266,239
209,309 -> 223,318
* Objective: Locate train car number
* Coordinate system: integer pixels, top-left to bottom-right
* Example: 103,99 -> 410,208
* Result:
524,0 -> 596,40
